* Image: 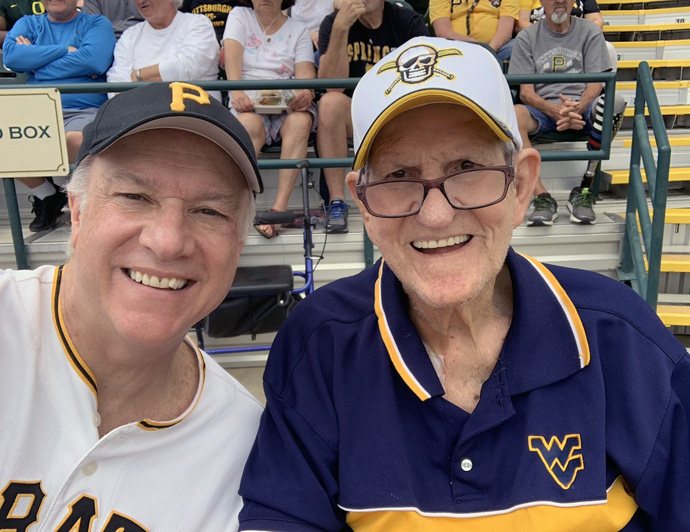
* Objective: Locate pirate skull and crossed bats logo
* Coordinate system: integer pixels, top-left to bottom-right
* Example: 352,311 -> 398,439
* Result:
377,44 -> 463,95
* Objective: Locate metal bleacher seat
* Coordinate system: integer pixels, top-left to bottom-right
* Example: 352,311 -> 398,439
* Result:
612,39 -> 690,61
0,51 -> 27,85
601,6 -> 690,25
604,21 -> 690,40
616,79 -> 690,106
598,0 -> 690,7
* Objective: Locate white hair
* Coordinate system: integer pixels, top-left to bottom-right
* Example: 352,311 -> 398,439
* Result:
173,0 -> 184,8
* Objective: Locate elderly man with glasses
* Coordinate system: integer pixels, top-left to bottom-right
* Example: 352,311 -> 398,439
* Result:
238,37 -> 690,531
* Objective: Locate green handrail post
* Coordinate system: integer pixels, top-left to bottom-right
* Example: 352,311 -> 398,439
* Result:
2,179 -> 28,269
616,61 -> 671,310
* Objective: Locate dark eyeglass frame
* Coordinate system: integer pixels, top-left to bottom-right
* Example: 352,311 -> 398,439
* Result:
355,165 -> 516,219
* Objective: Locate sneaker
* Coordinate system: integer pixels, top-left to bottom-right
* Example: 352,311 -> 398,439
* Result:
325,199 -> 349,234
567,187 -> 596,224
28,188 -> 68,232
527,193 -> 558,226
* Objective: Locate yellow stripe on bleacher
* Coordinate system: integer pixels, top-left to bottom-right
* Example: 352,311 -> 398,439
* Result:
616,80 -> 690,90
599,0 -> 686,5
663,208 -> 690,225
604,22 -> 690,32
660,254 -> 690,273
602,6 -> 690,16
635,209 -> 690,232
657,305 -> 690,327
612,39 -> 690,48
621,136 -> 690,148
617,59 -> 690,69
623,104 -> 690,117
607,167 -> 690,185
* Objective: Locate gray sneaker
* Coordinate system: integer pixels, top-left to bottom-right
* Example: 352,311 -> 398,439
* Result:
325,199 -> 349,234
527,193 -> 558,226
567,187 -> 596,224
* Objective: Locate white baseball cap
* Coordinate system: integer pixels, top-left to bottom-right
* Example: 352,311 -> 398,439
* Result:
352,37 -> 522,170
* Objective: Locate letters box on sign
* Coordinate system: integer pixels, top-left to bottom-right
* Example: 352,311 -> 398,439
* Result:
0,88 -> 69,178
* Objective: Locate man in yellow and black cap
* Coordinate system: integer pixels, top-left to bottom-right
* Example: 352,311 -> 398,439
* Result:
238,37 -> 690,531
0,82 -> 263,531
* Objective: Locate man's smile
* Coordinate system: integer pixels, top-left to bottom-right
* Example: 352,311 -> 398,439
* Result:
412,234 -> 471,252
126,269 -> 188,290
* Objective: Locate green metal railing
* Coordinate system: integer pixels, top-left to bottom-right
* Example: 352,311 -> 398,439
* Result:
617,61 -> 671,309
0,72 -> 617,270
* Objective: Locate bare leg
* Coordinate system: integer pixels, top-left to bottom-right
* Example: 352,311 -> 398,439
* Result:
236,113 -> 276,237
274,111 -> 312,211
236,112 -> 267,155
316,91 -> 352,201
66,130 -> 83,163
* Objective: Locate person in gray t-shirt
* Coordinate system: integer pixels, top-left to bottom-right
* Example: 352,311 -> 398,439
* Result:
82,0 -> 143,39
508,0 -> 625,226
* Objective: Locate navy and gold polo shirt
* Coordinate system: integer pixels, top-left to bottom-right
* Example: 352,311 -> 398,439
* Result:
239,248 -> 690,531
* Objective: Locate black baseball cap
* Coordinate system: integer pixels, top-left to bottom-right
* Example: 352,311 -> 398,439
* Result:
76,82 -> 263,194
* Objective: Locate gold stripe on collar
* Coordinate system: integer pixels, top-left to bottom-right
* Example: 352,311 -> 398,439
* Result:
374,261 -> 431,401
519,254 -> 591,367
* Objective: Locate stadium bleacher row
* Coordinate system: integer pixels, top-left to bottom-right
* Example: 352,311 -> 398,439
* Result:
1,0 -> 690,361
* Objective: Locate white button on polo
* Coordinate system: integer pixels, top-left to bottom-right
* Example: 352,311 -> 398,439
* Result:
460,458 -> 473,472
92,412 -> 101,427
82,462 -> 98,476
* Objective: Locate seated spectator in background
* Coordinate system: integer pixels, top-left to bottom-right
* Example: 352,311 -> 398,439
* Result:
517,0 -> 603,31
509,0 -> 625,226
238,37 -> 690,530
516,0 -> 616,84
430,0 -> 517,62
2,0 -> 115,232
290,0 -> 334,51
180,0 -> 237,43
316,0 -> 428,233
0,0 -> 44,45
82,0 -> 144,39
224,1 -> 315,239
108,0 -> 220,101
0,82 -> 263,531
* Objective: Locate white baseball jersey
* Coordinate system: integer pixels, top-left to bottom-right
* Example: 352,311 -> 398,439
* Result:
0,265 -> 263,532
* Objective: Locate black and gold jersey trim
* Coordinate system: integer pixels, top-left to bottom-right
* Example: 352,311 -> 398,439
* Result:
136,342 -> 207,431
53,265 -> 98,397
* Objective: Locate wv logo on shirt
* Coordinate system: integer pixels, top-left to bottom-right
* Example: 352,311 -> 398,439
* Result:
528,434 -> 584,489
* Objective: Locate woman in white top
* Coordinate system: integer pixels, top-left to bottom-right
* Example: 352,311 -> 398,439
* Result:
223,0 -> 316,239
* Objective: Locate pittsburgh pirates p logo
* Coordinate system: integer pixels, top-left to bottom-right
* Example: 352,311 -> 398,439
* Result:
169,82 -> 211,112
528,434 -> 584,489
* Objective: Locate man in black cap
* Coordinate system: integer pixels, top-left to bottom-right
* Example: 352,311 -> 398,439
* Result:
0,82 -> 263,531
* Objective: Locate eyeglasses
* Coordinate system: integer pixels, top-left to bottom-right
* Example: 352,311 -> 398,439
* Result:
356,165 -> 515,218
